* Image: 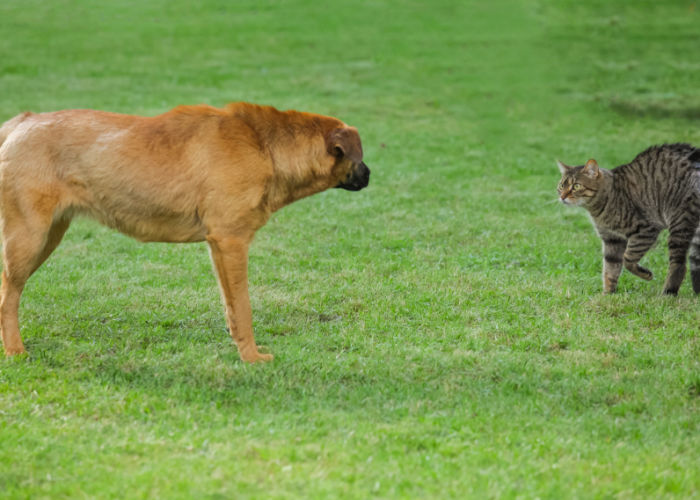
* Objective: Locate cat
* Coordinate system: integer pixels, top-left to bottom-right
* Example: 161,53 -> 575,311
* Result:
557,143 -> 700,295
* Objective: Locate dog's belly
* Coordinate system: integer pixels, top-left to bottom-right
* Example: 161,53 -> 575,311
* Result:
78,204 -> 207,243
58,156 -> 209,243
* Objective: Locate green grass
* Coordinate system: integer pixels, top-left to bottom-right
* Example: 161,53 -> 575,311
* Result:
1,0 -> 699,498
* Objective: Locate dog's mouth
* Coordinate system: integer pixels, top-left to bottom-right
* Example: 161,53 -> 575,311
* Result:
336,161 -> 370,191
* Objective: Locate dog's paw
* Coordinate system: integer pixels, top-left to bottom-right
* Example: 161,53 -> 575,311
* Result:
239,347 -> 274,363
4,346 -> 26,356
250,352 -> 273,363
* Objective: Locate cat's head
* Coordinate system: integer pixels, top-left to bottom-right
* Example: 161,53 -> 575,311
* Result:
556,159 -> 604,206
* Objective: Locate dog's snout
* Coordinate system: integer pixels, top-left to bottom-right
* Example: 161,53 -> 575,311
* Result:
337,161 -> 370,191
358,161 -> 370,187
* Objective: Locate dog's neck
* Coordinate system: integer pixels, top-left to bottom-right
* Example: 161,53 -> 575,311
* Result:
224,104 -> 344,214
263,137 -> 336,212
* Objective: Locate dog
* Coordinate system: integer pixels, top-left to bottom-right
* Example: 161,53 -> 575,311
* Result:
0,102 -> 370,362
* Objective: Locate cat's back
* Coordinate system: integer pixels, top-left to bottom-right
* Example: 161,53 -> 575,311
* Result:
610,143 -> 700,218
614,143 -> 700,178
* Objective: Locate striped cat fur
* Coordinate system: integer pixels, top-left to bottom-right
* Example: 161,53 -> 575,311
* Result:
557,143 -> 700,295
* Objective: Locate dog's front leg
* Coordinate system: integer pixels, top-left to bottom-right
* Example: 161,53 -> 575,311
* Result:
206,234 -> 273,363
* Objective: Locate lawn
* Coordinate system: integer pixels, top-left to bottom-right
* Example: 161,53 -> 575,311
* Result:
1,0 -> 699,498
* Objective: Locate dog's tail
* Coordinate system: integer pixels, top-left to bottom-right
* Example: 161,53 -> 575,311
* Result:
0,111 -> 33,150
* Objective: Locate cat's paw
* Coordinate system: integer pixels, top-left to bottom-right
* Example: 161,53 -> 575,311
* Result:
625,262 -> 653,281
636,266 -> 653,281
603,274 -> 618,294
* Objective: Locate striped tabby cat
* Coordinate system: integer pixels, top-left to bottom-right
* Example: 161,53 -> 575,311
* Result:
557,143 -> 700,295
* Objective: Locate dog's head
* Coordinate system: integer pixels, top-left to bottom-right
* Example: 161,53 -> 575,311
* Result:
327,127 -> 370,191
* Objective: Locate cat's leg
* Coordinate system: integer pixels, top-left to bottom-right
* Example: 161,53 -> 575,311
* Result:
600,234 -> 627,294
622,227 -> 660,284
688,225 -> 700,293
663,218 -> 697,295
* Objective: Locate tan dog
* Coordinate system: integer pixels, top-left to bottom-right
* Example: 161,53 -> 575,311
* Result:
0,102 -> 370,362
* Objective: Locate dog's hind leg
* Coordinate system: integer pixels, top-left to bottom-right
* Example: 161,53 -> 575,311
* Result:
29,217 -> 71,277
1,201 -> 70,355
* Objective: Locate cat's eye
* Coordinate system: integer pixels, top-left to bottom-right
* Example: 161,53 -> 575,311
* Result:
573,183 -> 583,191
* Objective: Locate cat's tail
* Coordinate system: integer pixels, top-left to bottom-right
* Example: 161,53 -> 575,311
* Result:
689,148 -> 700,292
690,228 -> 700,293
690,148 -> 700,168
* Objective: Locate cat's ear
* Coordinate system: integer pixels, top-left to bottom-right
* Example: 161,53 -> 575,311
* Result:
583,159 -> 600,178
556,160 -> 572,175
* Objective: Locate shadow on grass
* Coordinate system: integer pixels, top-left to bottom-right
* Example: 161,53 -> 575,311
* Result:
23,336 -> 654,424
24,330 -> 492,417
608,98 -> 700,121
17,306 -> 690,422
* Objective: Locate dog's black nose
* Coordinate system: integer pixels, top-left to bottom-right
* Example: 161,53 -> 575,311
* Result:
357,162 -> 370,188
336,161 -> 370,191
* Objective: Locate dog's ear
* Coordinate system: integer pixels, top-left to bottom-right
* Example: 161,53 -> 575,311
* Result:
328,127 -> 363,162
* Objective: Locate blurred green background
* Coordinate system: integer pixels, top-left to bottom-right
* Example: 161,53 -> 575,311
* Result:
1,1 -> 699,498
